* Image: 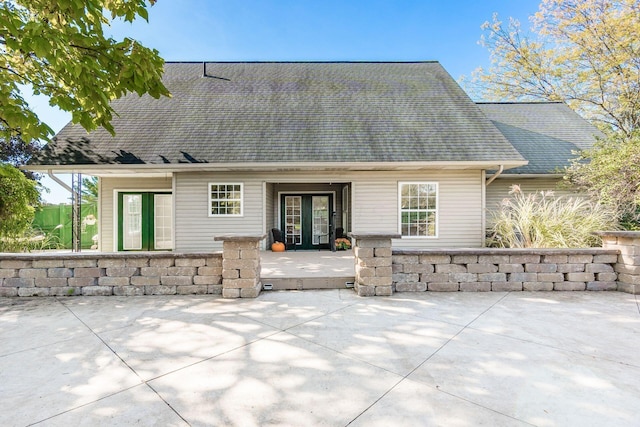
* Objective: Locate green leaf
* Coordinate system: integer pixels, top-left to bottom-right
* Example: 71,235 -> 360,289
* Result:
0,0 -> 169,141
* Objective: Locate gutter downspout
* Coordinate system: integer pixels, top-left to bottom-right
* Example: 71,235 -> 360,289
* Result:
47,170 -> 73,192
485,165 -> 504,186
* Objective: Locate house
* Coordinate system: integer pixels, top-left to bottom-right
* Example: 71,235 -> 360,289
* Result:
479,102 -> 604,211
27,61 -> 600,252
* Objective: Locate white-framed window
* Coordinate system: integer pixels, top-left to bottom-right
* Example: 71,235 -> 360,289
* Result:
209,183 -> 243,216
399,182 -> 438,238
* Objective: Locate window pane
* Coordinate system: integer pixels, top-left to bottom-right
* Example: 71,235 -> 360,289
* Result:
154,194 -> 173,250
210,183 -> 242,216
400,183 -> 437,237
409,196 -> 418,209
401,196 -> 409,209
123,194 -> 142,250
285,196 -> 302,245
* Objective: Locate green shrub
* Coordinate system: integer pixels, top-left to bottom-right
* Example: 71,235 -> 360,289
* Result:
487,185 -> 617,248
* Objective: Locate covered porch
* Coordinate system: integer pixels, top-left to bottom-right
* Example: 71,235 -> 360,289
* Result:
265,182 -> 351,251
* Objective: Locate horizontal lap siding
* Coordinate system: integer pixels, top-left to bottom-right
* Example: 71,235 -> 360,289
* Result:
265,183 -> 274,246
175,173 -> 264,252
100,177 -> 173,252
172,170 -> 484,252
353,180 -> 398,234
486,177 -> 575,216
352,170 -> 483,248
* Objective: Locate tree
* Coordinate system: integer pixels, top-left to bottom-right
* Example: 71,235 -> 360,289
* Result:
467,0 -> 640,136
0,163 -> 40,239
81,176 -> 98,204
0,0 -> 170,142
0,135 -> 42,180
564,132 -> 640,228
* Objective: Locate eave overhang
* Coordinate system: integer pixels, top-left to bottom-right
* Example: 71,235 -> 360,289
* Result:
26,160 -> 528,176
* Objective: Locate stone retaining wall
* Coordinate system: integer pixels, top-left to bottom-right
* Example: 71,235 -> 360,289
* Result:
215,234 -> 265,299
392,248 -> 620,293
599,231 -> 640,294
350,233 -> 399,297
0,252 -> 222,297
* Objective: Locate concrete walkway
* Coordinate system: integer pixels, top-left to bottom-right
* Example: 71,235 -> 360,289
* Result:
1,291 -> 639,426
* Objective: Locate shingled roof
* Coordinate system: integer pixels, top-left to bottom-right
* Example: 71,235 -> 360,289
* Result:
478,102 -> 602,175
32,61 -> 526,169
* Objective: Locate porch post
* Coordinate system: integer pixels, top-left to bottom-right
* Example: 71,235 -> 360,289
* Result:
349,233 -> 400,297
214,234 -> 266,298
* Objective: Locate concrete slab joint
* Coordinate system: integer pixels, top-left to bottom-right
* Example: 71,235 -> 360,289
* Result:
215,234 -> 266,299
350,233 -> 400,297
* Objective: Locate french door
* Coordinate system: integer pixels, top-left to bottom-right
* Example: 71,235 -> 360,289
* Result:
281,194 -> 333,250
118,192 -> 173,251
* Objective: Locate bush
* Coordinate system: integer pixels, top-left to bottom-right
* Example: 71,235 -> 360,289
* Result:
564,132 -> 640,229
487,185 -> 617,248
0,163 -> 39,238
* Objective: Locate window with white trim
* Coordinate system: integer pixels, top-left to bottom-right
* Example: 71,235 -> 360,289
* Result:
209,183 -> 243,216
399,182 -> 438,237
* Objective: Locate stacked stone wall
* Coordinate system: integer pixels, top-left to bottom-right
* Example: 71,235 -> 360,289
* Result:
0,253 -> 222,297
392,249 -> 619,293
215,234 -> 265,299
599,232 -> 640,294
351,233 -> 399,297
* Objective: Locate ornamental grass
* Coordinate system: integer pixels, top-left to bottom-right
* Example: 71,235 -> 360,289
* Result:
487,185 -> 617,248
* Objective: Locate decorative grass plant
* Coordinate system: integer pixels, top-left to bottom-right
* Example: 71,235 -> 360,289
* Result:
487,185 -> 617,248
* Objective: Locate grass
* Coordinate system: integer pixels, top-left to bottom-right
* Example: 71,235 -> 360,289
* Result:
487,185 -> 617,248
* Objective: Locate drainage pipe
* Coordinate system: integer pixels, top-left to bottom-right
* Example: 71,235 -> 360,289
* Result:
485,165 -> 504,186
47,170 -> 73,192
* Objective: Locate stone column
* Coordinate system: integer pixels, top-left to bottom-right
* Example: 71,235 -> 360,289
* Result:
349,233 -> 400,296
214,234 -> 266,298
598,231 -> 640,294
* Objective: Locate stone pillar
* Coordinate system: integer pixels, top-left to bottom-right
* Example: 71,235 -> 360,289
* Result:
214,234 -> 266,299
349,233 -> 400,297
598,231 -> 640,294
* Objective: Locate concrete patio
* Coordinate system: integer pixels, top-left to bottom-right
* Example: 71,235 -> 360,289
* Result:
260,250 -> 355,290
1,290 -> 639,426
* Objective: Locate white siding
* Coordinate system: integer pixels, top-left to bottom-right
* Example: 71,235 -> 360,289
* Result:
352,170 -> 484,248
175,173 -> 264,252
167,170 -> 486,251
99,176 -> 173,252
486,177 -> 577,215
265,182 -> 274,247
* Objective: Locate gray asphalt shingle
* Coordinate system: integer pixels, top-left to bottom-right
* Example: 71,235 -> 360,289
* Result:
478,102 -> 603,174
32,62 -> 525,166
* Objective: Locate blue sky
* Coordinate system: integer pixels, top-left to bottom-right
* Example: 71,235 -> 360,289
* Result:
35,0 -> 541,203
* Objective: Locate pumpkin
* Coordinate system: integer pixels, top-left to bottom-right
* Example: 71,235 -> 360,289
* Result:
271,241 -> 285,252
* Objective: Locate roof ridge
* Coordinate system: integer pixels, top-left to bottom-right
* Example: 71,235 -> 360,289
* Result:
164,60 -> 441,64
476,101 -> 564,105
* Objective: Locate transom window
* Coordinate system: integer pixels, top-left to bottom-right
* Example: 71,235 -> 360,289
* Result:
209,183 -> 243,216
399,182 -> 438,237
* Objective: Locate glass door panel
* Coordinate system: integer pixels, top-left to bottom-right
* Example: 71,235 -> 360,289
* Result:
284,196 -> 302,246
154,194 -> 173,250
281,193 -> 333,250
123,194 -> 142,250
312,196 -> 329,245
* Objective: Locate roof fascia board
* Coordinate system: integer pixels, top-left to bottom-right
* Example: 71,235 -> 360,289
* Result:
497,173 -> 563,178
26,160 -> 528,174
